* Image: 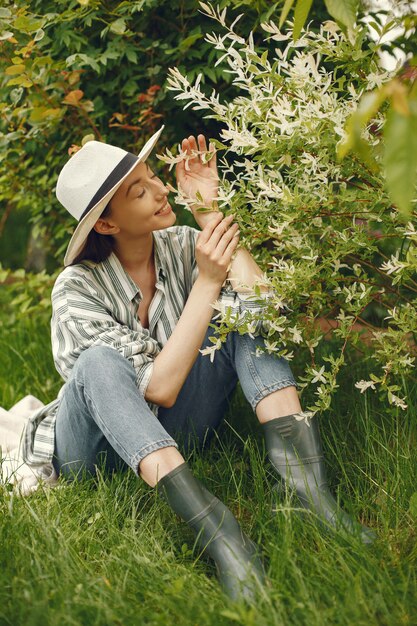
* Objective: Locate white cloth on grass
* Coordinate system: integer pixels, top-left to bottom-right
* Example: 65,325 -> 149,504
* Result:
0,395 -> 58,495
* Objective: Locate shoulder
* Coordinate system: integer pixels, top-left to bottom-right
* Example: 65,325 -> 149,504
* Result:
51,261 -> 113,318
52,261 -> 98,296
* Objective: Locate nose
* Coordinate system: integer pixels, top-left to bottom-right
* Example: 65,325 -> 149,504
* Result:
153,178 -> 168,199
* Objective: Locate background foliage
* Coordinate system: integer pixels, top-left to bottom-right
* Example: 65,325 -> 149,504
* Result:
158,1 -> 417,415
0,0 -> 416,412
1,5 -> 417,622
0,0 -> 289,271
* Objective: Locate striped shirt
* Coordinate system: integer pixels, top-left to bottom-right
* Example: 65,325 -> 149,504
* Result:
22,225 -> 269,467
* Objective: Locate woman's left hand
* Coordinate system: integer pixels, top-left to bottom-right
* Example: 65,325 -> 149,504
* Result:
176,134 -> 220,228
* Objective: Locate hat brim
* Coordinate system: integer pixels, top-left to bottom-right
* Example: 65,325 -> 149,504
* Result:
63,125 -> 164,267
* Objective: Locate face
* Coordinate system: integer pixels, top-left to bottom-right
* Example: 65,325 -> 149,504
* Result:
94,161 -> 175,239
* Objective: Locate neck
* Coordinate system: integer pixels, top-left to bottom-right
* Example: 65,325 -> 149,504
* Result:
113,232 -> 154,273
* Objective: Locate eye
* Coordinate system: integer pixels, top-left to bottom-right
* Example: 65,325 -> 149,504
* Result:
137,173 -> 159,197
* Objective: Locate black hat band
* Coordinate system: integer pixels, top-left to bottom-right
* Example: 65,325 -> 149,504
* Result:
79,152 -> 138,221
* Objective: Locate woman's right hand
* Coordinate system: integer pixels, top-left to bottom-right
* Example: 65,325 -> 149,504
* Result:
195,212 -> 240,286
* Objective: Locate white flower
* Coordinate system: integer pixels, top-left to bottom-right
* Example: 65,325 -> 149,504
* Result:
398,355 -> 415,368
268,319 -> 286,333
200,338 -> 222,363
211,298 -> 239,316
311,366 -> 326,384
355,380 -> 377,393
404,222 -> 416,237
264,339 -> 279,352
294,411 -> 314,426
289,326 -> 303,343
380,255 -> 408,275
388,392 -> 408,411
366,70 -> 392,90
332,259 -> 349,276
220,128 -> 259,149
321,21 -> 340,36
245,320 -> 258,339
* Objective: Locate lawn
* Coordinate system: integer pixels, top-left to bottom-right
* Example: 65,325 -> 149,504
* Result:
1,311 -> 416,626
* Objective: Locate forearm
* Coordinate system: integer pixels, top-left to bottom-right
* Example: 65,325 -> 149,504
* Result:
144,275 -> 221,407
227,246 -> 269,293
194,210 -> 268,294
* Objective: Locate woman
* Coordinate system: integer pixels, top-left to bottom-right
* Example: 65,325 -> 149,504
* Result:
22,126 -> 375,603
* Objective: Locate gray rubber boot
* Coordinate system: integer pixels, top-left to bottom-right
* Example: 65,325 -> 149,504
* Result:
157,462 -> 266,602
261,414 -> 376,544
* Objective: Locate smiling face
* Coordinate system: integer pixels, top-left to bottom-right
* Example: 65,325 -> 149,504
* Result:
93,160 -> 176,240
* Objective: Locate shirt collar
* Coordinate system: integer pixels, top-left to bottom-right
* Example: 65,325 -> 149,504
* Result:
101,233 -> 166,304
153,232 -> 167,283
103,253 -> 138,303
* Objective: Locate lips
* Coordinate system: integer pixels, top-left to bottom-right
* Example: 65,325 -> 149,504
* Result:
155,201 -> 172,216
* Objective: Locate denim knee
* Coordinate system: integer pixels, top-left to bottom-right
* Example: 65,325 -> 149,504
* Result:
73,345 -> 136,386
74,344 -> 123,370
232,332 -> 298,411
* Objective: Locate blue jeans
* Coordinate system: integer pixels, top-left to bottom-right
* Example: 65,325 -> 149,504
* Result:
52,327 -> 297,480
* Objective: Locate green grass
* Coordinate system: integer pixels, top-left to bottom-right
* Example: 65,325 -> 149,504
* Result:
0,314 -> 416,626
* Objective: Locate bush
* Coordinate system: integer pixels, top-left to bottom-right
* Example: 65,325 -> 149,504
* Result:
159,2 -> 417,415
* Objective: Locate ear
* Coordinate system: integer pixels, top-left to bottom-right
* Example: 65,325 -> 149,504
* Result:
93,217 -> 120,236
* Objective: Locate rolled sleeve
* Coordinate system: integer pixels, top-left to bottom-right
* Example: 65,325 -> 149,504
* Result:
51,276 -> 160,394
136,360 -> 154,396
55,317 -> 160,393
215,284 -> 272,334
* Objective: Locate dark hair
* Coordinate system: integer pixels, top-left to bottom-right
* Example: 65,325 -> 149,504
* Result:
70,202 -> 115,265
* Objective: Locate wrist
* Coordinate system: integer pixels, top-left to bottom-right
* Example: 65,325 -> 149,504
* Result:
194,274 -> 223,294
191,201 -> 220,228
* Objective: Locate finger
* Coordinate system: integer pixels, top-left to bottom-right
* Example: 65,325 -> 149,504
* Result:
175,152 -> 185,176
215,223 -> 239,256
197,212 -> 224,244
206,214 -> 235,249
186,135 -> 202,168
223,231 -> 240,261
208,141 -> 217,170
203,214 -> 233,248
198,134 -> 208,154
215,223 -> 239,257
187,135 -> 198,156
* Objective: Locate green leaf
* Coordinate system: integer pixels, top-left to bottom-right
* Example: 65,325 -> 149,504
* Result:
5,64 -> 26,76
125,47 -> 138,63
293,0 -> 314,40
219,610 -> 242,622
205,67 -> 217,82
279,0 -> 296,28
29,107 -> 62,123
324,0 -> 358,29
384,108 -> 417,216
409,493 -> 417,518
179,33 -> 203,52
0,8 -> 12,17
13,16 -> 44,33
209,138 -> 227,150
34,28 -> 45,42
0,30 -> 13,40
338,87 -> 387,162
109,18 -> 126,35
66,53 -> 100,72
81,133 -> 95,145
6,76 -> 33,88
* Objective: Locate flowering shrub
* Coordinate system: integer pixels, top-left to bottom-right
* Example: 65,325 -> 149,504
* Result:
160,3 -> 417,415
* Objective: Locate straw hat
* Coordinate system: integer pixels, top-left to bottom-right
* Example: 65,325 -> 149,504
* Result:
56,126 -> 164,266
